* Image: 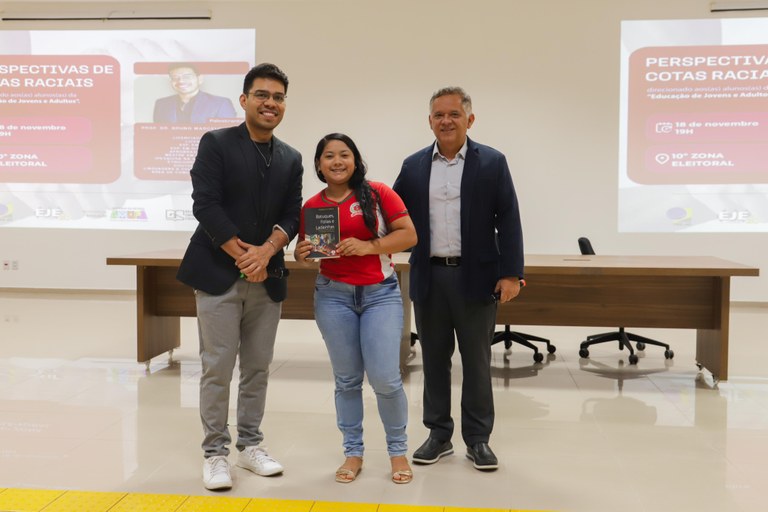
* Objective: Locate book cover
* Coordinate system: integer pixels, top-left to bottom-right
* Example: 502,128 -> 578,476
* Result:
304,206 -> 340,259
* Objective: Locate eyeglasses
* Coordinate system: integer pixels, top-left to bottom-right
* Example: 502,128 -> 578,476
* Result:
247,90 -> 286,104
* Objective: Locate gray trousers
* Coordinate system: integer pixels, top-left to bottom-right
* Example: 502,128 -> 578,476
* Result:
195,279 -> 281,458
414,265 -> 497,446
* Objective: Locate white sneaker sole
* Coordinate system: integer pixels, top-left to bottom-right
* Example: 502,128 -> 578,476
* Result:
465,453 -> 499,470
236,460 -> 283,476
204,478 -> 232,490
412,448 -> 454,464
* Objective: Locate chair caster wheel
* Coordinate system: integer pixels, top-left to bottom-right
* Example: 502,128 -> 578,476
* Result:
533,352 -> 544,363
579,348 -> 589,358
636,342 -> 646,351
547,345 -> 557,354
664,349 -> 674,359
629,354 -> 639,365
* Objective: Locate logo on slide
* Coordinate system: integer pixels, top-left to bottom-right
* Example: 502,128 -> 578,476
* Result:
165,209 -> 194,221
83,210 -> 107,219
110,208 -> 148,221
666,207 -> 692,225
0,203 -> 13,221
718,209 -> 754,223
35,207 -> 66,219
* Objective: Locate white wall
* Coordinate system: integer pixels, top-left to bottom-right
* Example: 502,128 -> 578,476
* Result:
0,0 -> 765,300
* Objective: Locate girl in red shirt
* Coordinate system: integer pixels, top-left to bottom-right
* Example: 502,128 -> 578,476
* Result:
295,133 -> 417,484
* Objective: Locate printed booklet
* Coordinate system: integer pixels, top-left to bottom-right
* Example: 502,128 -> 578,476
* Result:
304,206 -> 340,259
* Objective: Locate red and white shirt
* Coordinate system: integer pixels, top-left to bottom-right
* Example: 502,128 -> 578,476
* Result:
299,181 -> 409,285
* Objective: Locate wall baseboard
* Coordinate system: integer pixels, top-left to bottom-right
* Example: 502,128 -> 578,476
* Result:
731,301 -> 768,308
0,288 -> 135,300
3,288 -> 766,308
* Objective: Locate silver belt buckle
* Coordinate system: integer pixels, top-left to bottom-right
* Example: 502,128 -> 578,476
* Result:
445,256 -> 460,266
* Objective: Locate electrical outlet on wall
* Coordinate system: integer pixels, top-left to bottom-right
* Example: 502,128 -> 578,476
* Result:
11,260 -> 18,270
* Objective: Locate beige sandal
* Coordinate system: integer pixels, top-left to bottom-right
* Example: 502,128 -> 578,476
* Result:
390,455 -> 413,484
335,457 -> 362,483
391,469 -> 413,484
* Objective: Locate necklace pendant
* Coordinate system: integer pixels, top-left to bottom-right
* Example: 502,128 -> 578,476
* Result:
253,141 -> 273,168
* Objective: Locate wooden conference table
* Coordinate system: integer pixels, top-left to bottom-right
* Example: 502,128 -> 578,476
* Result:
107,251 -> 758,381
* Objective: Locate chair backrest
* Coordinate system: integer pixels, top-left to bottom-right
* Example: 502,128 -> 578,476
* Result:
578,237 -> 596,255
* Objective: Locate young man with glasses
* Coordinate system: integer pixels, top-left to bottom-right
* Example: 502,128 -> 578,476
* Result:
177,63 -> 303,490
153,62 -> 237,123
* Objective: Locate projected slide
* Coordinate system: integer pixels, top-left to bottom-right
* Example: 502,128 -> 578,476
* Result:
0,29 -> 254,230
620,19 -> 768,232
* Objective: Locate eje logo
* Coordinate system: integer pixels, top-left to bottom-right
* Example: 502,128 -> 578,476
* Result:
718,210 -> 751,222
35,207 -> 64,218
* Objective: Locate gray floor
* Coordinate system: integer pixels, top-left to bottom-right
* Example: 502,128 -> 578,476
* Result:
1,289 -> 767,511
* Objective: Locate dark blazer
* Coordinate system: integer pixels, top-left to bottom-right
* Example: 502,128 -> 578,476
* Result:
153,91 -> 237,123
393,137 -> 524,302
177,123 -> 303,301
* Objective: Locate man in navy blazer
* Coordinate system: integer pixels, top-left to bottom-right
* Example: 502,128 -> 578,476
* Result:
177,63 -> 302,490
153,63 -> 237,123
393,87 -> 524,471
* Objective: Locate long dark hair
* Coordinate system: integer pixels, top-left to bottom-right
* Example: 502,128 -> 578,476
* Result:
314,133 -> 381,238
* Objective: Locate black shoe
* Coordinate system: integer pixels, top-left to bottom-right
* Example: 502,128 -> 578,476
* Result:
412,437 -> 453,464
466,442 -> 498,470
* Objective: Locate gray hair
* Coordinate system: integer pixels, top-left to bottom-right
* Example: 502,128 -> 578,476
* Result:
430,86 -> 472,115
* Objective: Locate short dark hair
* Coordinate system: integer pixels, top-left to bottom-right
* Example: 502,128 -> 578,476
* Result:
430,86 -> 472,115
168,62 -> 199,76
243,63 -> 289,94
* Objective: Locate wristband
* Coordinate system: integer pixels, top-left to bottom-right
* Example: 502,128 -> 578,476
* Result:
267,239 -> 278,252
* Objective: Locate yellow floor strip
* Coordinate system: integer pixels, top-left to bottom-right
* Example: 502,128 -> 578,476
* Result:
175,495 -> 251,512
445,509 -> 510,512
0,488 -> 65,512
109,493 -> 188,512
379,505 -> 443,512
42,491 -> 125,512
0,488 -> 553,512
243,497 -> 314,512
309,501 -> 378,512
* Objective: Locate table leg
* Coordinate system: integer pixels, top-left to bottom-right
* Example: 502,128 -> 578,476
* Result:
695,277 -> 730,382
136,266 -> 181,365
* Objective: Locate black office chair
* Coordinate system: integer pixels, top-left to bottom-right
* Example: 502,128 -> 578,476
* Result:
576,237 -> 674,365
491,277 -> 556,363
413,311 -> 556,364
492,325 -> 556,363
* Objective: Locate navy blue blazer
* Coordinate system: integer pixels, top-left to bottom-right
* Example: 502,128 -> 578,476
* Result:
177,123 -> 303,300
393,137 -> 524,302
153,91 -> 236,123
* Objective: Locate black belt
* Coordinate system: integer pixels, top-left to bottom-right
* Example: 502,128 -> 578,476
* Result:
430,256 -> 461,267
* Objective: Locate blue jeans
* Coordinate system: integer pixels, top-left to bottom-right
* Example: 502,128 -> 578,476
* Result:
314,273 -> 408,457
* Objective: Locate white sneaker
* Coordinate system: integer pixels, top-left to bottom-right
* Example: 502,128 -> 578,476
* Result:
237,446 -> 284,476
203,455 -> 232,490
